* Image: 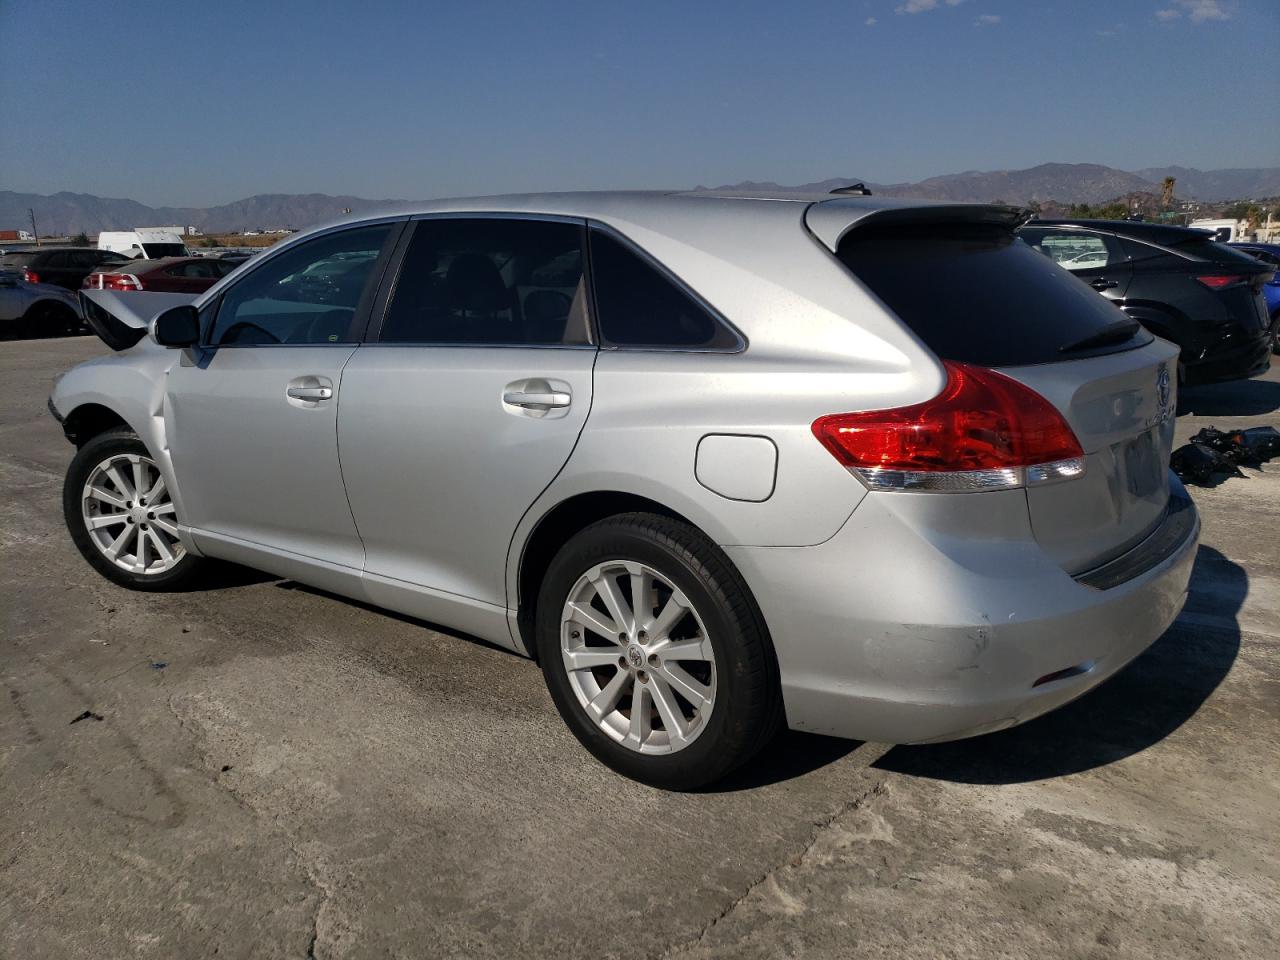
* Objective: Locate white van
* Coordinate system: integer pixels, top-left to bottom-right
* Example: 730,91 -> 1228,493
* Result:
1188,218 -> 1244,243
98,229 -> 190,260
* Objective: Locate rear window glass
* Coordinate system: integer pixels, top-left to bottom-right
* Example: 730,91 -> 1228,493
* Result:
836,222 -> 1143,367
0,252 -> 36,268
1166,236 -> 1261,265
141,243 -> 188,259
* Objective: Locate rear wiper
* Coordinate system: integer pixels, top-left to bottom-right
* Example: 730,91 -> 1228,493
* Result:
1059,319 -> 1141,354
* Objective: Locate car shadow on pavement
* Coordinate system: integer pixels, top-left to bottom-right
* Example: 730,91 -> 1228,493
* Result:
182,560 -> 280,591
872,545 -> 1244,785
703,731 -> 863,792
1178,376 -> 1280,416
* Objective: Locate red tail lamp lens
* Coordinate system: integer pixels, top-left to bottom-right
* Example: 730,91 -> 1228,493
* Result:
812,361 -> 1084,492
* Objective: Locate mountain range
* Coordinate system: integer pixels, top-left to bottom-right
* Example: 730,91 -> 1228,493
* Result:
700,164 -> 1280,206
5,164 -> 1278,236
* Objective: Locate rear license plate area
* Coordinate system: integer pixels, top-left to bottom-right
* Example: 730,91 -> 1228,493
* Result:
1121,428 -> 1163,498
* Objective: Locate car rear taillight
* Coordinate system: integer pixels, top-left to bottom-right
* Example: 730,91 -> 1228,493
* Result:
96,273 -> 144,291
1195,275 -> 1246,290
22,268 -> 39,284
812,360 -> 1085,492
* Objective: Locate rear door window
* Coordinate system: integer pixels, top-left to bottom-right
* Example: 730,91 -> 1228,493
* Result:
837,222 -> 1145,367
379,217 -> 590,345
588,228 -> 741,350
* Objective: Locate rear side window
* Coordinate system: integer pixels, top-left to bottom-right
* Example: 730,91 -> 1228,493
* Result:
589,229 -> 741,350
837,222 -> 1141,367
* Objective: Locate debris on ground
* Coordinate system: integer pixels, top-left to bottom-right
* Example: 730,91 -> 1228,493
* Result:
1171,425 -> 1280,485
69,710 -> 104,724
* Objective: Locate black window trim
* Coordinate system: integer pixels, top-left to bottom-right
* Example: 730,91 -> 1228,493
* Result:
363,211 -> 598,350
200,217 -> 409,349
585,220 -> 747,354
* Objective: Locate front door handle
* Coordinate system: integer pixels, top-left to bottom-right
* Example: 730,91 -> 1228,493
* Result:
287,386 -> 333,401
503,390 -> 571,409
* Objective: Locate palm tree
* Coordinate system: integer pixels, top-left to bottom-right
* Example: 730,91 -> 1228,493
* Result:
1161,177 -> 1176,210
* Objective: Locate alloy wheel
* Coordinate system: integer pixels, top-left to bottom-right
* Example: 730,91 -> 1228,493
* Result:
560,560 -> 717,755
81,453 -> 186,575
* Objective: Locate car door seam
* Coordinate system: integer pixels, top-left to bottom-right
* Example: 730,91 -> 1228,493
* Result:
333,345 -> 370,571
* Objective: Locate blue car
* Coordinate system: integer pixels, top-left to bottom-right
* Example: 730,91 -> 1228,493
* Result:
1231,242 -> 1280,353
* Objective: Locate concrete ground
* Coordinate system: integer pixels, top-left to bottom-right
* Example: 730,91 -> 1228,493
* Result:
2,336 -> 1277,960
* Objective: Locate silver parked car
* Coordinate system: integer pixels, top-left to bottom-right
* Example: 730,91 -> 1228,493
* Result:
0,262 -> 84,337
51,193 -> 1199,789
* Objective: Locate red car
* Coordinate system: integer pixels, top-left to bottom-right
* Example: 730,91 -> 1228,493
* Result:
83,256 -> 240,293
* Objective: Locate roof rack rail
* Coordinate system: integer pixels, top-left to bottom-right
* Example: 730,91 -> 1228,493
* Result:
829,182 -> 872,196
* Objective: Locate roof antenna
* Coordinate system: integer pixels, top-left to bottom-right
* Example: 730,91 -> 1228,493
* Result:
829,182 -> 872,196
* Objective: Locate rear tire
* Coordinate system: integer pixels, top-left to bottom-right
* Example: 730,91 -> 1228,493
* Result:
536,512 -> 782,790
21,301 -> 79,338
63,429 -> 205,591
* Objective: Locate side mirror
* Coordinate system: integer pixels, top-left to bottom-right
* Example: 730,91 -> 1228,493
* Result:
153,305 -> 200,347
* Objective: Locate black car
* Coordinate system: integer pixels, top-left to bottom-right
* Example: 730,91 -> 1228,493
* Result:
0,247 -> 133,292
1018,220 -> 1274,385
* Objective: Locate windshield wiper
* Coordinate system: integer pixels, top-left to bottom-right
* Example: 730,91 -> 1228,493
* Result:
1059,319 -> 1141,354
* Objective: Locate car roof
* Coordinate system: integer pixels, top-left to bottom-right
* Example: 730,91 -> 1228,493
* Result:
312,190 -> 1000,230
1025,218 -> 1209,245
286,190 -> 1022,258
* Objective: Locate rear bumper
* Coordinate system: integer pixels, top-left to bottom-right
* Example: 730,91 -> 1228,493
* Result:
1182,330 -> 1271,385
726,484 -> 1200,744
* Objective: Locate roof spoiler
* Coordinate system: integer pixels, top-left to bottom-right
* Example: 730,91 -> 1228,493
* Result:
805,200 -> 1030,252
80,289 -> 199,351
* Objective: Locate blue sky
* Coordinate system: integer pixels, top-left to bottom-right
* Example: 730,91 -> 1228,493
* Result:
1,0 -> 1276,206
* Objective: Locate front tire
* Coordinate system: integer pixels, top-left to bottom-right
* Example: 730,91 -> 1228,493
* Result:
536,513 -> 781,790
63,429 -> 205,591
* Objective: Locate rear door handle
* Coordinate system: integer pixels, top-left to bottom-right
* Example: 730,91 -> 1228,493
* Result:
503,390 -> 571,409
1090,278 -> 1119,290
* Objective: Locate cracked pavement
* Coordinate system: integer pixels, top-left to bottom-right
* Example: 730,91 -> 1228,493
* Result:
2,337 -> 1278,958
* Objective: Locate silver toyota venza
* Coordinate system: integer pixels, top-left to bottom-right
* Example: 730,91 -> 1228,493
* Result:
52,192 -> 1199,789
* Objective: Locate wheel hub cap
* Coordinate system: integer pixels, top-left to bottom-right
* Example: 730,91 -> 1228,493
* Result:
560,560 -> 717,756
81,452 -> 186,575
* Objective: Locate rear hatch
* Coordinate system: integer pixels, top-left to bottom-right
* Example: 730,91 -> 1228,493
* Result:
820,203 -> 1180,574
